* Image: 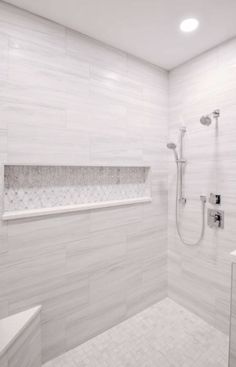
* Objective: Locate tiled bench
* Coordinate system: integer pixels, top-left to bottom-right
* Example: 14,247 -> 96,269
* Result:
0,306 -> 42,367
229,251 -> 236,367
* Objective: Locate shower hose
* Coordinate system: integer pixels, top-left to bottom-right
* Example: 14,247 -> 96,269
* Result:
175,162 -> 206,246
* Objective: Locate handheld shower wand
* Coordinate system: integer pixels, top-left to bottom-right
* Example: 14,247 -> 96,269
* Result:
167,126 -> 206,246
166,142 -> 178,162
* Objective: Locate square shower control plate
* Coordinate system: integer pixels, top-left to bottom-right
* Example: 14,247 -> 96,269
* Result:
207,209 -> 224,229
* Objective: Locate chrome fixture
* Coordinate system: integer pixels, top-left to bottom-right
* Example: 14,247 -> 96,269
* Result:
167,125 -> 207,246
166,141 -> 186,164
209,193 -> 221,205
178,126 -> 187,204
200,109 -> 220,126
166,142 -> 178,162
207,209 -> 224,229
166,142 -> 176,149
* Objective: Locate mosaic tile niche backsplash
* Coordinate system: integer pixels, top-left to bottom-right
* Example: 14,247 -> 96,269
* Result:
4,165 -> 151,212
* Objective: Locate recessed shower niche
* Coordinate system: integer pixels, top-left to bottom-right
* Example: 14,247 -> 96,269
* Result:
2,165 -> 151,220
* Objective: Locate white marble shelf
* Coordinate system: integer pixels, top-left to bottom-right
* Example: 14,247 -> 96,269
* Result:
2,197 -> 152,221
0,306 -> 41,358
4,163 -> 151,168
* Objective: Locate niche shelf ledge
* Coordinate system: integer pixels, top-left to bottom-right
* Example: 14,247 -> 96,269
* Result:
2,197 -> 152,221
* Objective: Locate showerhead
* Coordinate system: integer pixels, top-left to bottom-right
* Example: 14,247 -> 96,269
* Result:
166,142 -> 178,162
167,142 -> 177,150
200,110 -> 220,126
200,115 -> 212,126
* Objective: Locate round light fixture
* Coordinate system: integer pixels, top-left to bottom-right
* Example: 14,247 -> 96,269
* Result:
180,18 -> 199,33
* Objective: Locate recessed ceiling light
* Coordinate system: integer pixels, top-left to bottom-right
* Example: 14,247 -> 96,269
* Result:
180,18 -> 199,33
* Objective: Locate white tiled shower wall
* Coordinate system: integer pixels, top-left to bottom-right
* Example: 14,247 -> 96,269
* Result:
168,37 -> 236,334
1,0 -> 236,364
0,1 -> 168,363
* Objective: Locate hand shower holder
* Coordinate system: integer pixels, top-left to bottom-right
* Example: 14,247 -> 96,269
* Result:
177,159 -> 186,164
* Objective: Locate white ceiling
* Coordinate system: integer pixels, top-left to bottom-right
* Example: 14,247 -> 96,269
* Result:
4,0 -> 236,70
